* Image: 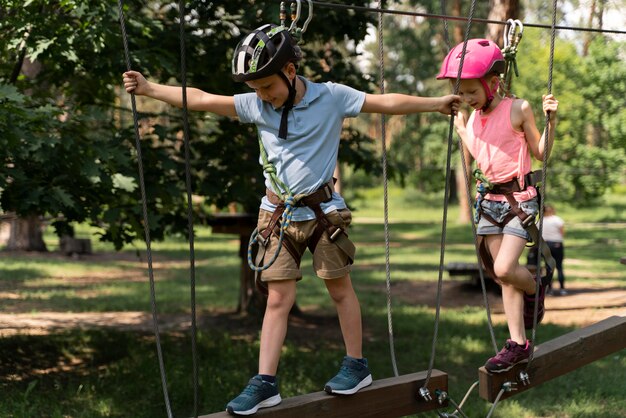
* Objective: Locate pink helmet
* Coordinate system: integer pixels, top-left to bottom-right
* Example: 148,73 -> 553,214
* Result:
436,39 -> 505,80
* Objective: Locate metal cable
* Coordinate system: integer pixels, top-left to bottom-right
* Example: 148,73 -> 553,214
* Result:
272,0 -> 626,35
526,0 -> 558,370
485,386 -> 508,418
178,1 -> 199,416
457,141 -> 499,354
117,1 -> 173,417
377,0 -> 399,378
421,0 -> 478,391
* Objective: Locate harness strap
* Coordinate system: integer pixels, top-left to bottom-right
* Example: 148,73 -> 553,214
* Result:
474,171 -> 555,280
258,204 -> 301,265
265,180 -> 355,264
477,235 -> 497,279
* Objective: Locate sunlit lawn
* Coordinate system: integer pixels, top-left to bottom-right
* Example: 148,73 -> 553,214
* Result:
1,188 -> 625,417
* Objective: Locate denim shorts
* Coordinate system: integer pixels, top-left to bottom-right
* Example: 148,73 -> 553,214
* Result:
476,198 -> 538,240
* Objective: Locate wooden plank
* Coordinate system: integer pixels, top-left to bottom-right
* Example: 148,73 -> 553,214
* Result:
200,370 -> 448,418
479,315 -> 626,402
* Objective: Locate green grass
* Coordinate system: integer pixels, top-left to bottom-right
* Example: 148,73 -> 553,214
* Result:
1,187 -> 625,417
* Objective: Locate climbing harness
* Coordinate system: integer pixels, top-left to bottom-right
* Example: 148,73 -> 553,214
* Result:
472,168 -> 556,285
501,19 -> 524,96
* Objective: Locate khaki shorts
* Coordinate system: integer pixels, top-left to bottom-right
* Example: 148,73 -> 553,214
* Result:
255,208 -> 355,281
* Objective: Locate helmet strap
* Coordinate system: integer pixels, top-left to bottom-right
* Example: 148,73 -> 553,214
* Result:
479,78 -> 496,112
277,71 -> 297,139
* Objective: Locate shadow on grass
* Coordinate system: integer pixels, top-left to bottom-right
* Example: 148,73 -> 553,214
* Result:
0,312 -> 623,418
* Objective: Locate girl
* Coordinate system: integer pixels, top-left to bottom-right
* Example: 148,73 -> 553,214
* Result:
438,39 -> 558,373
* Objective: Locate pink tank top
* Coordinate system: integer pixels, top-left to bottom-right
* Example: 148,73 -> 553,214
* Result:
465,97 -> 536,202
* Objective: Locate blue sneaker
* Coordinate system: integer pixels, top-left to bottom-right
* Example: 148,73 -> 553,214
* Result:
324,356 -> 373,395
226,375 -> 281,415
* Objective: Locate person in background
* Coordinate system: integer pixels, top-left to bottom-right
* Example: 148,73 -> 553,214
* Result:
541,205 -> 566,295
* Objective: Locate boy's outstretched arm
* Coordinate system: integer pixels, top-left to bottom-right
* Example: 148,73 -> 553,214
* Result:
360,93 -> 460,115
122,71 -> 237,117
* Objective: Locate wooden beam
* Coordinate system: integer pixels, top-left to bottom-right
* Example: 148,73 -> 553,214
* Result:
479,315 -> 626,402
200,369 -> 448,417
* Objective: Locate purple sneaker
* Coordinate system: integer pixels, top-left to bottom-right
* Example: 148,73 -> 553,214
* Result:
485,339 -> 532,373
523,279 -> 546,329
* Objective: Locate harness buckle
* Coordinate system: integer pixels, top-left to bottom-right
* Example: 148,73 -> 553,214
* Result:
329,226 -> 343,242
521,214 -> 535,229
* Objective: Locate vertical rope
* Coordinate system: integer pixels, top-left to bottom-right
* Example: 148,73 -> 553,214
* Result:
178,1 -> 199,416
377,0 -> 399,378
421,0 -> 478,392
457,138 -> 499,354
117,2 -> 173,417
526,0 -> 558,370
440,0 -> 451,50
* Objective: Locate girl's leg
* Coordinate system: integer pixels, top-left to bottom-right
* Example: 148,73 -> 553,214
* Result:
486,234 -> 535,345
325,273 -> 363,358
486,234 -> 535,294
259,279 -> 297,375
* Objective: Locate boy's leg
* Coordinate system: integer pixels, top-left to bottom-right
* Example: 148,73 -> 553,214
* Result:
324,274 -> 362,358
226,279 -> 295,416
259,279 -> 297,375
323,274 -> 372,395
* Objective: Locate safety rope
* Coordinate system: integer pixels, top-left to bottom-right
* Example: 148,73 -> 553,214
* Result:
178,1 -> 199,416
246,138 -> 305,272
117,2 -> 173,417
435,380 -> 479,418
419,0 -> 479,401
459,167 -> 499,355
526,0 -> 558,373
440,0 -> 451,50
376,0 -> 399,378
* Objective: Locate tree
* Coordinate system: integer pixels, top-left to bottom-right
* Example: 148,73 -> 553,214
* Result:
1,0 -> 380,252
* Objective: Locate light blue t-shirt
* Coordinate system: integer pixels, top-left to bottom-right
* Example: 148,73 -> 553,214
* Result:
234,77 -> 366,221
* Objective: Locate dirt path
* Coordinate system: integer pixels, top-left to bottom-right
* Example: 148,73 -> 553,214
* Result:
1,280 -> 624,337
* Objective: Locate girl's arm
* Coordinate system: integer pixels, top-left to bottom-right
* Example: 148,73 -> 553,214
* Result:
361,93 -> 460,115
122,71 -> 237,117
518,94 -> 558,160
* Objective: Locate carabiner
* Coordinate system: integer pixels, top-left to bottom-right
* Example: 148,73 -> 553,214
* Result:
286,0 -> 313,35
504,19 -> 524,49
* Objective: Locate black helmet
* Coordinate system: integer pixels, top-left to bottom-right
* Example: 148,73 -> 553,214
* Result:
232,24 -> 301,82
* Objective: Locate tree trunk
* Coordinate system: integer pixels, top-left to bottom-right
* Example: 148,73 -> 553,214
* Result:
5,214 -> 47,251
487,0 -> 521,46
